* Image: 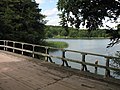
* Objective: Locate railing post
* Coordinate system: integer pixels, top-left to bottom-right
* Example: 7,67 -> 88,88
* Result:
81,53 -> 88,71
45,47 -> 53,63
4,40 -> 6,51
13,42 -> 15,53
105,58 -> 110,78
22,43 -> 24,55
62,50 -> 70,67
45,47 -> 49,61
32,45 -> 35,58
6,41 -> 8,51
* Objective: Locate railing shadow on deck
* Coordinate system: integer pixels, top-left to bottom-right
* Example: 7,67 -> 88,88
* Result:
0,40 -> 120,79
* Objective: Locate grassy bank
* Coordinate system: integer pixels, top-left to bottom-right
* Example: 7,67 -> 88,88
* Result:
46,41 -> 68,48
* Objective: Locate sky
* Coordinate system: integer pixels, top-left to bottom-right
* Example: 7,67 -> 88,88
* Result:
35,0 -> 120,29
35,0 -> 60,26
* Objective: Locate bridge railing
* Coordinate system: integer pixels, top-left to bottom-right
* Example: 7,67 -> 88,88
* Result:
0,40 -> 120,78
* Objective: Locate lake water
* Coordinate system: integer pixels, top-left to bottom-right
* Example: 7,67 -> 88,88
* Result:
46,39 -> 120,77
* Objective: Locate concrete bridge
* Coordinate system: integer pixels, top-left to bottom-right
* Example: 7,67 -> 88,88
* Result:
0,40 -> 120,90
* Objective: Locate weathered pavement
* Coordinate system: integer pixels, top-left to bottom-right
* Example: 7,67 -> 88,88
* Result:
0,51 -> 120,90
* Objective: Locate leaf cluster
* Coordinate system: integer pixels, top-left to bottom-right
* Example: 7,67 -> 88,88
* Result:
57,0 -> 120,46
0,0 -> 46,44
58,0 -> 120,29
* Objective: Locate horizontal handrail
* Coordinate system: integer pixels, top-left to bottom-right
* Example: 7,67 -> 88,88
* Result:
0,40 -> 63,50
0,40 -> 120,78
65,49 -> 120,59
1,40 -> 119,59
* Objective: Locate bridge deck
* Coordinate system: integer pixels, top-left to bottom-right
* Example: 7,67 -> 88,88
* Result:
0,51 -> 120,90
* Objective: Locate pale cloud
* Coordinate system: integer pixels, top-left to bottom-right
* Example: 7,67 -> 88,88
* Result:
49,0 -> 56,3
35,0 -> 44,4
35,0 -> 60,26
46,16 -> 60,26
43,7 -> 60,25
35,0 -> 56,4
43,8 -> 58,16
102,17 -> 120,29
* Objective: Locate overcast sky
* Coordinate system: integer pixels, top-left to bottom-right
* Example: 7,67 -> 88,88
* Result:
35,0 -> 60,26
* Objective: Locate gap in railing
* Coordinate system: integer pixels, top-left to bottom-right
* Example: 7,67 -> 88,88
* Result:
7,48 -> 13,52
48,49 -> 62,65
59,51 -> 81,69
66,52 -> 81,61
15,42 -> 22,48
0,47 -> 4,50
23,52 -> 32,57
15,50 -> 22,54
34,54 -> 44,60
8,41 -> 13,47
34,46 -> 45,53
86,55 -> 106,75
0,41 -> 4,50
0,41 -> 4,45
34,46 -> 46,60
24,44 -> 33,51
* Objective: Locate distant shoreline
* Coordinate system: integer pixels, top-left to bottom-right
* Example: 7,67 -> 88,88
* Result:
46,37 -> 110,39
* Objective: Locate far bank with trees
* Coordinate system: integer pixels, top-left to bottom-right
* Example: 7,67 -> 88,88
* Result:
45,25 -> 109,39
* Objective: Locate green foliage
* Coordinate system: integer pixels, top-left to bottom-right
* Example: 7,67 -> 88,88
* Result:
0,0 -> 46,44
45,25 -> 64,38
111,51 -> 120,76
57,0 -> 120,29
57,0 -> 120,45
45,25 -> 109,38
46,41 -> 68,48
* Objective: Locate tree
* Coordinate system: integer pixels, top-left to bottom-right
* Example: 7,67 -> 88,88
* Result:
57,0 -> 120,46
111,51 -> 120,77
0,0 -> 46,44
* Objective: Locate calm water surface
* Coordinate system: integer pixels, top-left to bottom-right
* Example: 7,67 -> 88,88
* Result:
46,39 -> 120,76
